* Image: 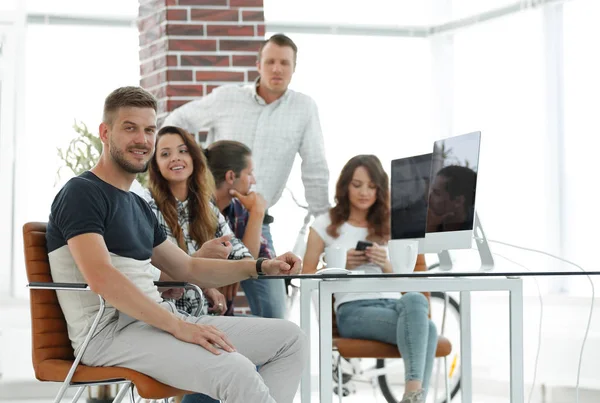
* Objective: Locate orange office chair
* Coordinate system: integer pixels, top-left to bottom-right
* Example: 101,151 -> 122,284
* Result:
331,255 -> 455,403
23,222 -> 195,403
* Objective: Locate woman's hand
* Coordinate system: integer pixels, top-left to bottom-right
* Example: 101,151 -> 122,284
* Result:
219,282 -> 240,302
193,234 -> 233,260
204,288 -> 227,315
159,287 -> 185,300
346,248 -> 369,269
365,244 -> 390,269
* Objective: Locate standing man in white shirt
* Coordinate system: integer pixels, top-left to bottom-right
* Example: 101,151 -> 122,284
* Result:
163,33 -> 330,319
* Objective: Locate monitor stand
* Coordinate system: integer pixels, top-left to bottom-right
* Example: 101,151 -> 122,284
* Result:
437,212 -> 494,271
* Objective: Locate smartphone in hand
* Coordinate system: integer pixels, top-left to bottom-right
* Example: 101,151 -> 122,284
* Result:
355,241 -> 373,251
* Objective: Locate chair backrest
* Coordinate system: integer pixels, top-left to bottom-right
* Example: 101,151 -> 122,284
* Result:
332,253 -> 430,338
23,222 -> 75,379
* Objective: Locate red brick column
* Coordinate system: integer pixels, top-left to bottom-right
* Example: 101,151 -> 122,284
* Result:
138,0 -> 267,314
138,0 -> 266,121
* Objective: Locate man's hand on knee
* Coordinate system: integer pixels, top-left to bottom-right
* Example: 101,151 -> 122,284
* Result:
173,321 -> 236,355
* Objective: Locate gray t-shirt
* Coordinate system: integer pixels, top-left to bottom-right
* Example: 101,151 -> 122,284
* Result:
47,171 -> 167,355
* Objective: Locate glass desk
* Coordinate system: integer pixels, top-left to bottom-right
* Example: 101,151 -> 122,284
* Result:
259,271 -> 600,403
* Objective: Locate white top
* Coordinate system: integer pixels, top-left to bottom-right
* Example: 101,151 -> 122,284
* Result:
49,249 -> 161,356
311,213 -> 400,311
162,80 -> 330,217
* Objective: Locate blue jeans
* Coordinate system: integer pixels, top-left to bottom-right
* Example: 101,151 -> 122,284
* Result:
336,293 -> 438,391
262,223 -> 276,255
181,392 -> 219,403
238,223 -> 286,319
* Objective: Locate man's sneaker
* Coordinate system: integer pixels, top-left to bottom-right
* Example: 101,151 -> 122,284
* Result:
399,389 -> 425,403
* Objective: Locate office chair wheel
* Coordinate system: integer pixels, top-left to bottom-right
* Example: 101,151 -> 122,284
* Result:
376,292 -> 461,403
332,354 -> 353,385
333,385 -> 352,397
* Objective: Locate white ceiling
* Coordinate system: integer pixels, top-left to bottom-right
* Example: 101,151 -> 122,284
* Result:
0,0 -> 572,35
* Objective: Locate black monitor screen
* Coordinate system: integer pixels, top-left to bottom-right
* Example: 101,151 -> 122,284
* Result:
391,153 -> 432,240
427,131 -> 481,233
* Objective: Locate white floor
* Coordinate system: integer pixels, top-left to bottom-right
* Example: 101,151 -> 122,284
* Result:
0,386 -> 508,403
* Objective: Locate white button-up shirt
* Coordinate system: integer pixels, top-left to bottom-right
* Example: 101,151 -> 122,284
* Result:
162,81 -> 330,217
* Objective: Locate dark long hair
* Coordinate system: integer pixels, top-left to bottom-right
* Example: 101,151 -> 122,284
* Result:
148,126 -> 217,251
327,155 -> 390,243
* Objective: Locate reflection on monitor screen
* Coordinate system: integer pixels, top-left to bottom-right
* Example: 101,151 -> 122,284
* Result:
421,131 -> 482,253
391,153 -> 432,240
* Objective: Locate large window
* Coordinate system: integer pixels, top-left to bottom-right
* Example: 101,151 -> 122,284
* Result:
0,22 -> 17,298
563,0 -> 600,293
9,22 -> 139,298
26,0 -> 138,18
451,9 -> 563,292
267,33 -> 432,253
3,1 -> 598,297
451,0 -> 524,22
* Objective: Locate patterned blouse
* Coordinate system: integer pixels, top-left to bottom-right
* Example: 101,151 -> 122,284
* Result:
148,197 -> 252,314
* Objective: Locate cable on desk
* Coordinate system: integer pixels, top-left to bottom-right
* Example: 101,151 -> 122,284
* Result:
475,248 -> 543,403
474,237 -> 595,403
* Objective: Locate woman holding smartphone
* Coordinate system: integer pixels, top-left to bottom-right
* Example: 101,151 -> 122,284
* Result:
303,155 -> 437,403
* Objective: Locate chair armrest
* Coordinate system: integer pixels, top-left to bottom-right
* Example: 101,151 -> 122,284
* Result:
27,281 -> 105,389
154,282 -> 204,317
28,282 -> 90,291
154,281 -> 187,288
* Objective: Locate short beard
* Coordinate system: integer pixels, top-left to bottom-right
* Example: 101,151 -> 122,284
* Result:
109,138 -> 150,174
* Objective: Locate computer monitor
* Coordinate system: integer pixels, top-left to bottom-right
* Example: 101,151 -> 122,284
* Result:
420,131 -> 481,253
391,153 -> 432,240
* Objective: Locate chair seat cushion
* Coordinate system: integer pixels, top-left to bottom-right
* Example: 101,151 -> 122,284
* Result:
334,336 -> 452,359
37,359 -> 190,398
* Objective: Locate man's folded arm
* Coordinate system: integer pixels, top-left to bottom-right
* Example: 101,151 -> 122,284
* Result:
67,233 -> 182,335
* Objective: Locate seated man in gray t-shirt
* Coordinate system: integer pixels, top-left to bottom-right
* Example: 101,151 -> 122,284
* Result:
47,86 -> 306,403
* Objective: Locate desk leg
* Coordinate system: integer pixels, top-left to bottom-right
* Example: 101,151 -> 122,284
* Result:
319,284 -> 333,403
300,280 -> 312,403
510,281 -> 525,403
460,291 -> 472,403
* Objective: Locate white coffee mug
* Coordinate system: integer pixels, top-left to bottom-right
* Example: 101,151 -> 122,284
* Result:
319,245 -> 347,269
388,239 -> 419,274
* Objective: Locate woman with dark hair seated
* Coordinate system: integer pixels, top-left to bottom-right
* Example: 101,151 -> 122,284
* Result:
303,155 -> 437,403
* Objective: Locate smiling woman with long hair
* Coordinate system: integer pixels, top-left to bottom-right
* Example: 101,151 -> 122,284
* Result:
149,126 -> 217,251
303,154 -> 437,403
147,127 -> 285,403
147,126 -> 254,318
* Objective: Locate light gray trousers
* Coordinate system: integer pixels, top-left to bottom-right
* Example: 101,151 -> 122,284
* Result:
82,302 -> 307,403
